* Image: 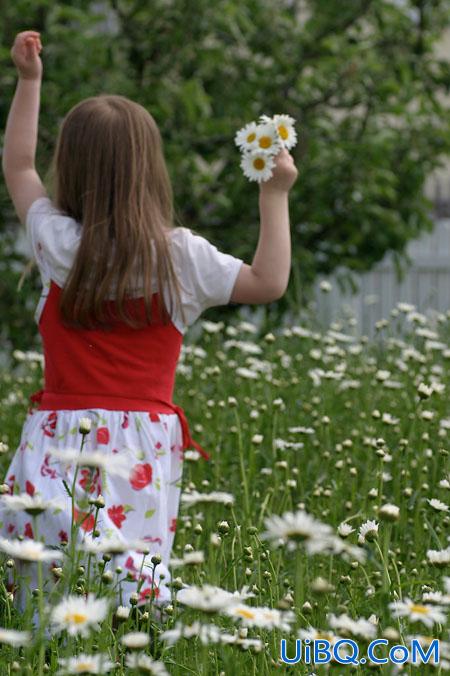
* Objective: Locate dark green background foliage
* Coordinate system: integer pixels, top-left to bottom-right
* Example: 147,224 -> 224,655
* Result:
1,0 -> 450,351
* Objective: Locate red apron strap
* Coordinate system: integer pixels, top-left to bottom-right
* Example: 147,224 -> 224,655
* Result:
30,389 -> 44,404
170,404 -> 211,461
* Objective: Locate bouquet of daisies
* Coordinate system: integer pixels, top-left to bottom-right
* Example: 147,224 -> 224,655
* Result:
235,114 -> 297,183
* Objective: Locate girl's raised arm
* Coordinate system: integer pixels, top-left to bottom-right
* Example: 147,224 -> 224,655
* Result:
2,30 -> 47,226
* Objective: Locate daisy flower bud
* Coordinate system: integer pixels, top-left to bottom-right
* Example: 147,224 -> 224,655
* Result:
418,382 -> 433,399
78,417 -> 92,435
217,520 -> 230,534
378,503 -> 400,522
151,553 -> 162,566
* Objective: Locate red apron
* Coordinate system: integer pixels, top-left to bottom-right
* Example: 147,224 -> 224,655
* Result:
28,280 -> 210,461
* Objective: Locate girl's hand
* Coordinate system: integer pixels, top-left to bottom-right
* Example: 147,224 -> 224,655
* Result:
11,31 -> 43,81
260,147 -> 299,194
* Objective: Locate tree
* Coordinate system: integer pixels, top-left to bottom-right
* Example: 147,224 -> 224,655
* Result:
1,0 -> 449,350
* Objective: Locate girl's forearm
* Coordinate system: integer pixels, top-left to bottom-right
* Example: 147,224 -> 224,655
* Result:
2,77 -> 41,172
252,188 -> 291,295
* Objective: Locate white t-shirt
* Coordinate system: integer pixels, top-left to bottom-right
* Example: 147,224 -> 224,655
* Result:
26,196 -> 244,335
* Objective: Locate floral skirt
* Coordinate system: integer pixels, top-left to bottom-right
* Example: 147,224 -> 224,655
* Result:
0,407 -> 184,615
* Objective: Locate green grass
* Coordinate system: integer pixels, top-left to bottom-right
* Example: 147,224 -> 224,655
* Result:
0,303 -> 449,675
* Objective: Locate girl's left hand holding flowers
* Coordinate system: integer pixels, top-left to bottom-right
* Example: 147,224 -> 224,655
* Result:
11,31 -> 43,81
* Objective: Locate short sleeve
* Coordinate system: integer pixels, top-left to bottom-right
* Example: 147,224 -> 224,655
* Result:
169,227 -> 244,329
26,196 -> 81,287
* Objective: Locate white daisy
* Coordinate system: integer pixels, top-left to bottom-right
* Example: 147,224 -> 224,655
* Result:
389,598 -> 447,628
180,490 -> 235,507
48,448 -> 130,478
268,113 -> 297,150
337,523 -> 355,537
120,631 -> 150,649
298,626 -> 339,645
169,550 -> 205,567
220,631 -> 264,651
240,150 -> 276,183
427,498 -> 449,512
226,604 -> 295,631
160,620 -> 222,646
254,121 -> 283,154
115,605 -> 131,620
124,652 -> 169,675
327,612 -> 377,640
378,503 -> 400,521
321,534 -> 367,563
80,534 -> 150,555
55,653 -> 115,674
427,546 -> 450,566
50,594 -> 109,637
0,627 -> 32,646
234,121 -> 260,152
175,584 -> 254,613
0,537 -> 63,562
0,493 -> 66,516
422,590 -> 450,605
358,520 -> 379,543
261,510 -> 334,553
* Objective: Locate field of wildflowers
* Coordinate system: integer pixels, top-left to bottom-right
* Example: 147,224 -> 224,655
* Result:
0,303 -> 449,675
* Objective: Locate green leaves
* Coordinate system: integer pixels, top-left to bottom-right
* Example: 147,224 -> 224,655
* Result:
1,0 -> 449,347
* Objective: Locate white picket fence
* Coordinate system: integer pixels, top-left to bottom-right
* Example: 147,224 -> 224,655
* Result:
307,216 -> 450,337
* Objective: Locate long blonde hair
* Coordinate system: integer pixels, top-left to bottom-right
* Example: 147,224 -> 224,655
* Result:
47,94 -> 186,331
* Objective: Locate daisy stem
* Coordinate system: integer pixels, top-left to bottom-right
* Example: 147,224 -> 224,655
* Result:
390,553 -> 403,602
85,506 -> 101,592
271,407 -> 278,461
374,535 -> 392,593
32,516 -> 46,676
0,576 -> 12,624
68,434 -> 87,591
233,408 -> 250,519
294,548 -> 304,630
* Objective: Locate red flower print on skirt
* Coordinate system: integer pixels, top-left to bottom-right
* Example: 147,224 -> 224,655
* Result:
142,535 -> 162,546
107,504 -> 126,529
139,585 -> 160,603
169,518 -> 177,533
121,412 -> 129,429
129,463 -> 152,490
59,530 -> 68,543
96,427 -> 110,445
24,522 -> 34,539
25,480 -> 35,497
78,467 -> 101,495
42,411 -> 58,437
40,453 -> 59,479
6,474 -> 16,495
124,556 -> 139,573
73,507 -> 95,533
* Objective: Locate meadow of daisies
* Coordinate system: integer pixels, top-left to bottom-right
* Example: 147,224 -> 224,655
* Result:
0,298 -> 450,675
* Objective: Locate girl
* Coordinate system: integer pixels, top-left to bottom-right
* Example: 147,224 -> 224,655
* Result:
1,31 -> 298,619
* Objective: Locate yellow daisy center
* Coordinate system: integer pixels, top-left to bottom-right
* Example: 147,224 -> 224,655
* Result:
75,664 -> 93,672
253,158 -> 266,171
236,608 -> 256,619
315,632 -> 333,641
259,136 -> 272,149
65,612 -> 88,624
278,125 -> 288,140
410,605 -> 429,614
246,132 -> 256,143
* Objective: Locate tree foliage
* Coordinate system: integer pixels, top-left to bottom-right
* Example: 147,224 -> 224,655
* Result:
1,0 -> 450,350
